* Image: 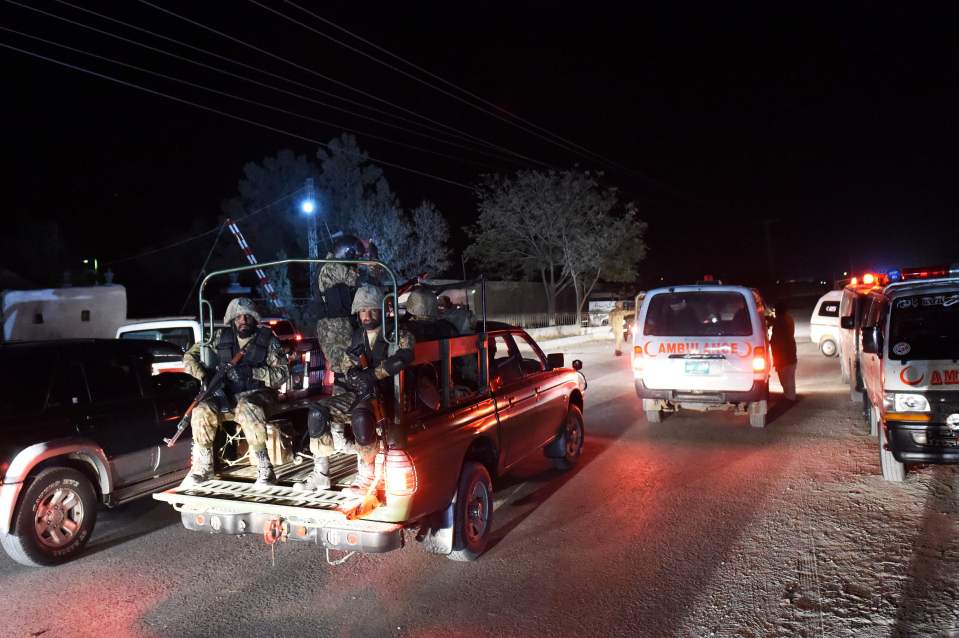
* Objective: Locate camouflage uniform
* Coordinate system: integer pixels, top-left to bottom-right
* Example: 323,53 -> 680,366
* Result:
181,298 -> 288,487
315,257 -> 359,379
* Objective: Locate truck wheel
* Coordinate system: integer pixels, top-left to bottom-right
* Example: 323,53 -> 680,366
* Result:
0,467 -> 98,567
550,406 -> 584,470
819,338 -> 838,357
448,461 -> 493,562
748,400 -> 768,428
879,429 -> 906,482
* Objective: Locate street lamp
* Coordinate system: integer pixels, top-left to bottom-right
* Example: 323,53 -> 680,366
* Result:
301,178 -> 318,293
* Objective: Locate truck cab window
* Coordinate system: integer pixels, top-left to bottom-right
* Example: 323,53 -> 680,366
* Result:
0,350 -> 55,416
83,350 -> 142,402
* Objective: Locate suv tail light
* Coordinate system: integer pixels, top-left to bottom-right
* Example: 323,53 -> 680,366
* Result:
383,450 -> 417,496
752,346 -> 767,372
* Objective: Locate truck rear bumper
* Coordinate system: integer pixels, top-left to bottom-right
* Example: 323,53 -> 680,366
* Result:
154,479 -> 404,554
180,510 -> 404,553
635,379 -> 768,404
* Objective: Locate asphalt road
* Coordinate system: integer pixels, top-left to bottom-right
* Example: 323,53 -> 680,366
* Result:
2,339 -> 956,638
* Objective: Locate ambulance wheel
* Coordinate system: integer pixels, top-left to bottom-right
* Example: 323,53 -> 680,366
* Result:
748,400 -> 768,428
819,338 -> 838,357
879,429 -> 906,482
448,462 -> 493,562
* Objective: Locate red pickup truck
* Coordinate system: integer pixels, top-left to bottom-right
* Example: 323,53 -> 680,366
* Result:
154,321 -> 586,561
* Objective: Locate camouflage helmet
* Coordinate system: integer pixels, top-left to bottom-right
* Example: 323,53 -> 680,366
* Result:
351,284 -> 384,314
406,288 -> 438,319
223,297 -> 261,325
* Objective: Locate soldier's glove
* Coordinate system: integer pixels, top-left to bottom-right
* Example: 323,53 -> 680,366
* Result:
346,366 -> 377,397
222,362 -> 253,386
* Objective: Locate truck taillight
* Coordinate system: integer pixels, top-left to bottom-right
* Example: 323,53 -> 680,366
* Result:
632,346 -> 644,372
752,346 -> 767,372
383,450 -> 417,496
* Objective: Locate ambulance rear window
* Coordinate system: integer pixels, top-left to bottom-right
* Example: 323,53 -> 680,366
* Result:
644,292 -> 753,337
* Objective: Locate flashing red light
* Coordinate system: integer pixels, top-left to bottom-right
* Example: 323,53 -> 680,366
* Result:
850,276 -> 858,286
902,266 -> 948,281
294,333 -> 303,341
702,274 -> 714,282
862,273 -> 875,285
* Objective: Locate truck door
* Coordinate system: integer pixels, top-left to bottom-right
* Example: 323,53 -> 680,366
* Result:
512,331 -> 568,449
489,334 -> 538,467
72,343 -> 162,487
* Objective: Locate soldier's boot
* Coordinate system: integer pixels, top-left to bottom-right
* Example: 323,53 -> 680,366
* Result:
180,444 -> 214,488
344,445 -> 378,495
331,426 -> 355,455
294,456 -> 331,491
252,448 -> 277,486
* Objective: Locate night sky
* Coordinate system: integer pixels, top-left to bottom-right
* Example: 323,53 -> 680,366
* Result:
4,1 -> 958,313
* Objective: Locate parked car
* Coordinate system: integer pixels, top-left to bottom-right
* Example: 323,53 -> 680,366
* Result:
810,290 -> 842,357
859,266 -> 959,481
0,339 -> 197,567
154,322 -> 585,561
632,284 -> 771,427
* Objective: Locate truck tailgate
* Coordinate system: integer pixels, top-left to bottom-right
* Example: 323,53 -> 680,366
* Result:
153,479 -> 360,519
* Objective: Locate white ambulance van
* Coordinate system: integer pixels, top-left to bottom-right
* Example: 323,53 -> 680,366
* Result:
632,284 -> 771,427
859,266 -> 959,481
809,290 -> 842,357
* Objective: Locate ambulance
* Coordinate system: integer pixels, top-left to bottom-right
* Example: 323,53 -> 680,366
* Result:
632,284 -> 771,427
859,265 -> 959,481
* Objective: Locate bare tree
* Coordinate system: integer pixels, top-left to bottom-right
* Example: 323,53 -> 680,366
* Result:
467,169 -> 647,324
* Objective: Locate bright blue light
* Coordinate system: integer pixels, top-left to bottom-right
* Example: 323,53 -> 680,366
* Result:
300,200 -> 316,214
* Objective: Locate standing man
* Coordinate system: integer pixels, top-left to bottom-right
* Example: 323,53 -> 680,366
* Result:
181,298 -> 288,487
771,300 -> 798,401
316,234 -> 364,387
608,301 -> 635,357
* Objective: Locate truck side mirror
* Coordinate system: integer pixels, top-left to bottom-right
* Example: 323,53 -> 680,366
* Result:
572,359 -> 583,371
840,316 -> 855,330
861,325 -> 881,355
546,353 -> 565,369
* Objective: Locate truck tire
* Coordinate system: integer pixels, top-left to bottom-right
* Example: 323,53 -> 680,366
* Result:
748,400 -> 768,428
819,338 -> 838,358
879,428 -> 906,482
0,467 -> 98,567
447,461 -> 493,562
550,405 -> 584,470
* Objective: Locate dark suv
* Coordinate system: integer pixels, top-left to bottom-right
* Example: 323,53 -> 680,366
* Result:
0,339 -> 197,567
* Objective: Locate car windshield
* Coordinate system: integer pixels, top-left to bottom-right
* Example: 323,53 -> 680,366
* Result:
120,327 -> 194,352
889,292 -> 959,361
644,291 -> 753,337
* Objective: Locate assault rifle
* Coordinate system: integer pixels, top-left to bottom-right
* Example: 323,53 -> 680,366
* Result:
163,348 -> 247,448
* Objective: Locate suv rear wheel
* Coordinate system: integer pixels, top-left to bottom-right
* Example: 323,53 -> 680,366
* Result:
1,467 -> 98,567
549,405 -> 584,470
448,461 -> 493,562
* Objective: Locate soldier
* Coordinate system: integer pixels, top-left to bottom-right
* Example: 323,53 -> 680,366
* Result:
181,298 -> 288,487
315,234 -> 364,386
403,288 -> 457,340
295,285 -> 415,493
608,301 -> 635,357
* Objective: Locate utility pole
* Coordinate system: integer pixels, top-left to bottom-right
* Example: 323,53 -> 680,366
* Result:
304,177 -> 318,294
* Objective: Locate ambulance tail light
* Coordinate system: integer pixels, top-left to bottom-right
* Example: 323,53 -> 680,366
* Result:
752,346 -> 767,372
384,450 -> 417,497
632,346 -> 644,374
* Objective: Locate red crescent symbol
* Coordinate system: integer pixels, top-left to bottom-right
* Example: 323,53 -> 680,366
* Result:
738,341 -> 752,358
900,366 -> 925,386
644,341 -> 656,357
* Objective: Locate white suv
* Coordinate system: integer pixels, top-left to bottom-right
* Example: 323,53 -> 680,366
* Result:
633,285 -> 771,427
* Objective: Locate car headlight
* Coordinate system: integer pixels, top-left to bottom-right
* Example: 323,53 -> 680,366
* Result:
884,392 -> 931,412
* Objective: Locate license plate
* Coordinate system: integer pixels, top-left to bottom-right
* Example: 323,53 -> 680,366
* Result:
684,361 -> 710,375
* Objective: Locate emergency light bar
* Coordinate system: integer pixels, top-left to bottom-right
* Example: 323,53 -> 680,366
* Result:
901,266 -> 948,281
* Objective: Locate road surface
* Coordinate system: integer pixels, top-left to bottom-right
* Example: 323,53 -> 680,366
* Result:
3,339 -> 957,637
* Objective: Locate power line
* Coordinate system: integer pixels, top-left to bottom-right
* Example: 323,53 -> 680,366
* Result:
50,0 -> 526,161
0,26 -> 500,171
179,221 -> 226,313
136,0 -> 555,169
280,1 -> 699,201
10,0 -> 539,168
0,42 -> 471,188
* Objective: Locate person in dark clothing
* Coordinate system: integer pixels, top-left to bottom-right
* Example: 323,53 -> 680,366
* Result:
771,301 -> 798,401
